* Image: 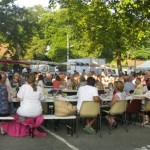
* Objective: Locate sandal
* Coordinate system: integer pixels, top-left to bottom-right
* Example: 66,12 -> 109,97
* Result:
143,120 -> 149,125
112,122 -> 117,128
83,126 -> 96,135
0,124 -> 6,135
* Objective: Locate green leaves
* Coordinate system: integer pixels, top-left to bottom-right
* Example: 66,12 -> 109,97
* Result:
0,0 -> 149,71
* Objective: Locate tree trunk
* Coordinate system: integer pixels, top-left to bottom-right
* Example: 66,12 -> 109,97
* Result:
15,43 -> 20,60
116,51 -> 122,76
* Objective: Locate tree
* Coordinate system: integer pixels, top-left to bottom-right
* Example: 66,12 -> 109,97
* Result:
48,0 -> 150,74
0,0 -> 38,59
104,0 -> 150,74
38,8 -> 69,62
21,5 -> 50,60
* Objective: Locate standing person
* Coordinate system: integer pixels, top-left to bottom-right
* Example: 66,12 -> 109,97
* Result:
77,77 -> 101,134
0,74 -> 46,136
81,69 -> 86,76
0,71 -> 12,117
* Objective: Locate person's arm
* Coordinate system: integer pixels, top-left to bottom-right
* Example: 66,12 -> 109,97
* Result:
110,94 -> 120,107
93,96 -> 101,102
7,85 -> 12,102
16,97 -> 21,102
93,96 -> 101,105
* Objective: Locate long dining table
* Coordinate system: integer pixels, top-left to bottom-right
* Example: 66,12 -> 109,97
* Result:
44,87 -> 78,96
12,95 -> 78,114
12,95 -> 78,103
44,95 -> 78,102
100,94 -> 145,102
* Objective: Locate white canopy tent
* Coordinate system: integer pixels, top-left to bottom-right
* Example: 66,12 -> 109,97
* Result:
136,60 -> 150,70
61,61 -> 76,65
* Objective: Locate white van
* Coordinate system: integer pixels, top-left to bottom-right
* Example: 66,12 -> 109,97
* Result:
30,64 -> 58,74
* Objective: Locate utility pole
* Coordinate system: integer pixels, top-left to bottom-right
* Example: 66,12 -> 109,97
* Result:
67,34 -> 70,62
134,58 -> 136,72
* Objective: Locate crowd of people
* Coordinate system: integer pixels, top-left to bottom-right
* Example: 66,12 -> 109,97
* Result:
0,68 -> 150,136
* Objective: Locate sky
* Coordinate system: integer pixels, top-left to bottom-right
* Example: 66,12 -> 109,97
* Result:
14,0 -> 50,8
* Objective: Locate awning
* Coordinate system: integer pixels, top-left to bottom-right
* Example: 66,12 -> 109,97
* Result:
0,59 -> 29,65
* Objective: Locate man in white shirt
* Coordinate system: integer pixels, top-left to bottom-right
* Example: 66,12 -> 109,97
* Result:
77,77 -> 101,134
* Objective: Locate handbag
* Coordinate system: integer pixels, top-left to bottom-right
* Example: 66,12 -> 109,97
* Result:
54,100 -> 77,117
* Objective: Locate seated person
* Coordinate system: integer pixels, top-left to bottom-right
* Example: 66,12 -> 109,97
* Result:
134,91 -> 150,125
37,74 -> 44,89
0,74 -> 46,136
124,76 -> 135,94
44,73 -> 53,86
77,77 -> 101,134
53,75 -> 61,89
105,81 -> 126,128
134,77 -> 143,95
0,71 -> 12,117
96,79 -> 104,95
78,76 -> 86,87
49,75 -> 62,95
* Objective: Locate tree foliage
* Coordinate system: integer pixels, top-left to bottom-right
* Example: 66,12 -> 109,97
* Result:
0,0 -> 38,59
0,0 -> 150,74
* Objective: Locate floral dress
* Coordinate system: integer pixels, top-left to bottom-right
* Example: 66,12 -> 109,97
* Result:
0,84 -> 9,115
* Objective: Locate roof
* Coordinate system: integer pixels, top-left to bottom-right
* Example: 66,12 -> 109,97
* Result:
127,60 -> 145,66
136,60 -> 150,70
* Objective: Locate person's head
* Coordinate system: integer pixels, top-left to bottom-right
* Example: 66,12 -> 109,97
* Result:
13,72 -> 20,82
38,74 -> 44,81
115,80 -> 124,92
86,77 -> 96,86
124,76 -> 130,82
135,77 -> 141,86
108,82 -> 113,88
26,74 -> 37,91
56,75 -> 61,81
113,81 -> 118,89
124,71 -> 128,75
0,71 -> 7,84
46,73 -> 51,78
80,76 -> 86,82
146,70 -> 150,76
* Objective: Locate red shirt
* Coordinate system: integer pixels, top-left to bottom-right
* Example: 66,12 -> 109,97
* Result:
53,80 -> 61,89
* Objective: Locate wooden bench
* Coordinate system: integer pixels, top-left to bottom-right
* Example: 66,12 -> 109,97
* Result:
0,115 -> 77,137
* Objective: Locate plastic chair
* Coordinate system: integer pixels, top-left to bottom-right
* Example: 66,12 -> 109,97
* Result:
76,101 -> 101,138
104,100 -> 128,134
144,100 -> 150,112
142,100 -> 150,125
126,99 -> 142,125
